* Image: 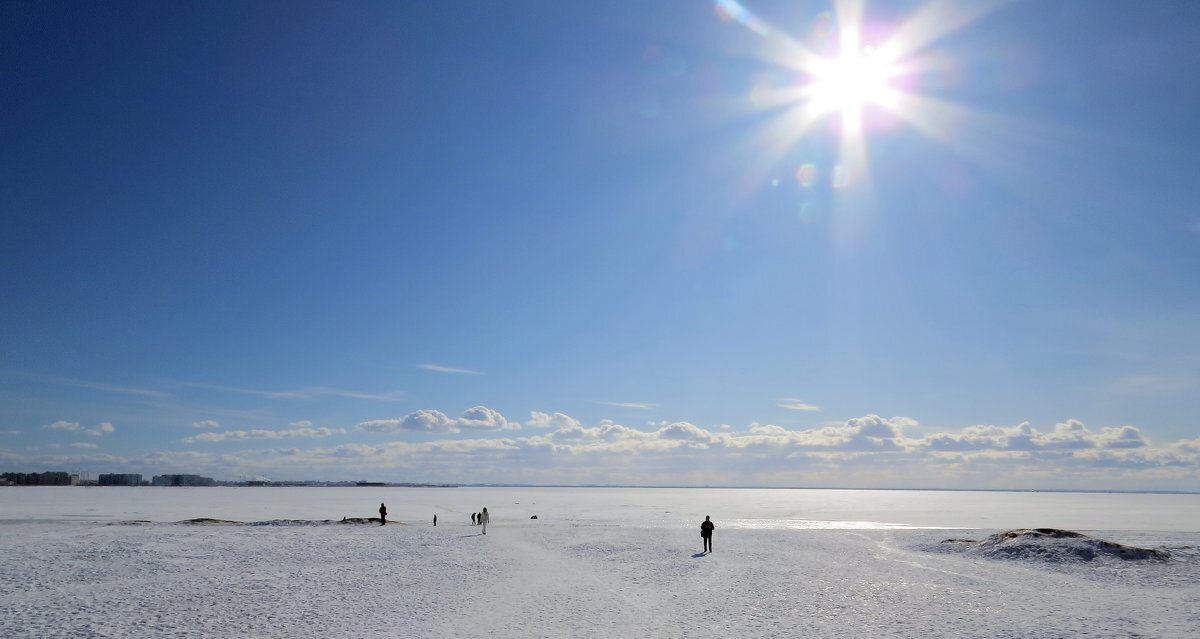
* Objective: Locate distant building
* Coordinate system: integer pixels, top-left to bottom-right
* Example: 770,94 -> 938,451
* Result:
1,471 -> 72,486
151,474 -> 215,487
98,473 -> 142,486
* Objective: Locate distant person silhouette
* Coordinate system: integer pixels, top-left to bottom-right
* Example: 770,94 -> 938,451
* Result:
379,503 -> 387,526
471,512 -> 476,525
700,515 -> 714,553
480,507 -> 489,534
433,514 -> 437,527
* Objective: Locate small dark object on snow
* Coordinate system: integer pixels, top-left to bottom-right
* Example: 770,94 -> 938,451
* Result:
530,515 -> 538,519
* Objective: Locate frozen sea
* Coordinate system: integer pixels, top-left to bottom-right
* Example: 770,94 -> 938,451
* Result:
2,487 -> 1198,638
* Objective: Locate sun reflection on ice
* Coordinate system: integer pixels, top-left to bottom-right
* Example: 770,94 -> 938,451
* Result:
727,518 -> 951,530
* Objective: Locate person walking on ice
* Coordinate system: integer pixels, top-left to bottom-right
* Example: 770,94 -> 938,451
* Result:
700,515 -> 715,553
379,503 -> 387,526
480,507 -> 489,534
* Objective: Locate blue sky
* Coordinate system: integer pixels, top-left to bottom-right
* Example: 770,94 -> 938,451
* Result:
3,0 -> 1198,489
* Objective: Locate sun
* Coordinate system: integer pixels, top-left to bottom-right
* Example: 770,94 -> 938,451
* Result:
805,30 -> 901,135
714,0 -> 1006,195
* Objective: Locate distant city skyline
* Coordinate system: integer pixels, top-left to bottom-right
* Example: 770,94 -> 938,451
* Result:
3,1 -> 1199,490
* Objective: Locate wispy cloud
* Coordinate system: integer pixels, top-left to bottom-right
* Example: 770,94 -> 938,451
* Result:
4,371 -> 170,398
183,424 -> 346,444
778,398 -> 821,411
42,421 -> 116,437
594,401 -> 658,410
177,381 -> 405,401
190,420 -> 221,429
71,442 -> 98,449
417,363 -> 484,376
1112,373 -> 1200,396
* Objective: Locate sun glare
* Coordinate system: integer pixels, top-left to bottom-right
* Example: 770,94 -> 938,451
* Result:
715,0 -> 1006,195
807,31 -> 900,134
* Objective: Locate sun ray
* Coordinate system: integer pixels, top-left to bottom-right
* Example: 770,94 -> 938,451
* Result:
890,92 -> 1076,176
885,0 -> 1010,59
714,0 -> 825,74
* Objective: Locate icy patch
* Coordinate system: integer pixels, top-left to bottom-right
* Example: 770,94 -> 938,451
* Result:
728,518 -> 945,531
940,528 -> 1170,562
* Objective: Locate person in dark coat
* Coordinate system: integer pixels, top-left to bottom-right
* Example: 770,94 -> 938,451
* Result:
433,514 -> 437,527
379,503 -> 387,526
700,515 -> 715,553
471,512 -> 476,525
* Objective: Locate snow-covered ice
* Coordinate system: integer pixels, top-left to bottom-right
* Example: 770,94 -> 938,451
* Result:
1,487 -> 1197,638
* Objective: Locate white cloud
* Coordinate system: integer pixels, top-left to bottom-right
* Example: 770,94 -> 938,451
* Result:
358,406 -> 519,434
43,421 -> 115,437
657,421 -> 714,444
458,406 -> 515,430
190,420 -> 221,430
359,410 -> 455,433
4,430 -> 19,436
890,416 -> 920,429
917,419 -> 1147,452
1096,425 -> 1148,449
778,398 -> 821,411
71,442 -> 98,449
526,412 -> 581,430
418,363 -> 484,375
183,425 -> 346,444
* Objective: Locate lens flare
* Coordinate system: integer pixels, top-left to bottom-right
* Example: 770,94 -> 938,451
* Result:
796,163 -> 819,188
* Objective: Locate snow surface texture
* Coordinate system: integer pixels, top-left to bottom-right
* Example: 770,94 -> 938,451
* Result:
3,488 -> 1199,638
2,521 -> 1197,637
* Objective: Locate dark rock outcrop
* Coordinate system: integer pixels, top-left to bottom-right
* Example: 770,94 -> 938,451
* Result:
941,528 -> 1170,562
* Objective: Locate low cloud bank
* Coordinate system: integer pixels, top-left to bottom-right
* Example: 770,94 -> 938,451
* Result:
13,410 -> 1199,490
